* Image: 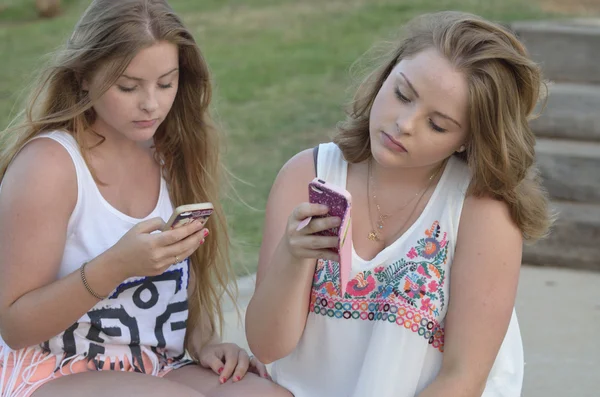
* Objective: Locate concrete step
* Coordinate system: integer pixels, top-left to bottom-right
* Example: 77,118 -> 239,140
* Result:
510,19 -> 600,84
523,201 -> 600,271
535,138 -> 600,203
531,83 -> 600,141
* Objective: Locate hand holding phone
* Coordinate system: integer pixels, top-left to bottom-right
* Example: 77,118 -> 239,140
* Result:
106,206 -> 210,280
298,178 -> 352,295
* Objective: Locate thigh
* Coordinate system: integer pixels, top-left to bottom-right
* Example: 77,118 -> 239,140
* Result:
164,364 -> 293,397
31,370 -> 204,397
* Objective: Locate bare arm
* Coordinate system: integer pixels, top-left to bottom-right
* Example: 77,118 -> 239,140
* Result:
245,149 -> 339,364
417,196 -> 522,397
0,139 -> 122,349
0,139 -> 206,350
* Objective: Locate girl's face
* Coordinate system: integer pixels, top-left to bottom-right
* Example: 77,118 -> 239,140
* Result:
369,48 -> 469,170
85,41 -> 180,143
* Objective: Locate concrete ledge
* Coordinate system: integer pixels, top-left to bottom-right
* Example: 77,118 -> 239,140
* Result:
516,266 -> 600,396
223,273 -> 256,312
531,83 -> 600,141
511,19 -> 600,84
236,273 -> 256,299
535,138 -> 600,203
523,200 -> 600,271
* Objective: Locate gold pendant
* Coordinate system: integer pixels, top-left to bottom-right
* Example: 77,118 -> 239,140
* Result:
368,230 -> 380,242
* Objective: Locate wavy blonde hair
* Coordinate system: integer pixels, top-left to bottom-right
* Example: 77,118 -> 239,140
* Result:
0,0 -> 236,356
334,11 -> 552,241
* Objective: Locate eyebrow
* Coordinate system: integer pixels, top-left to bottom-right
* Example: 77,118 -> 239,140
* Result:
399,72 -> 463,129
121,67 -> 179,81
400,72 -> 420,99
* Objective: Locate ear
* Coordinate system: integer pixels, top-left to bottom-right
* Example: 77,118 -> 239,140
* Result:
81,79 -> 89,91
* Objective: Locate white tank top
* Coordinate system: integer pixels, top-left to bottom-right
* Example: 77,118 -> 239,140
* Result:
0,131 -> 190,375
271,142 -> 524,397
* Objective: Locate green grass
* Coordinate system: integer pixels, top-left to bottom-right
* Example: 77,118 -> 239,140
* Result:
0,0 -> 572,275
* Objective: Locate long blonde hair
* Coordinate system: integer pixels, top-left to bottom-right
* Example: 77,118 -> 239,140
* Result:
0,0 -> 236,355
335,11 -> 552,241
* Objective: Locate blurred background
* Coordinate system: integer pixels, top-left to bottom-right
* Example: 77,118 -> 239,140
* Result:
1,1 -> 599,396
0,0 -> 597,274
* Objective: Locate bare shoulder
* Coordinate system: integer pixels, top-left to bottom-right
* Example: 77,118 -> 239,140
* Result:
456,195 -> 522,267
11,136 -> 74,164
270,148 -> 315,197
460,195 -> 520,235
266,147 -> 316,219
1,137 -> 77,220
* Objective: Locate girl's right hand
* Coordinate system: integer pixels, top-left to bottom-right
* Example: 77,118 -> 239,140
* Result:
284,203 -> 342,262
106,217 -> 208,280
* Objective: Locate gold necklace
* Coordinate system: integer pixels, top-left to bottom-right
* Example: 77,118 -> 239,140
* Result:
366,160 -> 442,242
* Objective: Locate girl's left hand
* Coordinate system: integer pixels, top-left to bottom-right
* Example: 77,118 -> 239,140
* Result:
197,342 -> 270,384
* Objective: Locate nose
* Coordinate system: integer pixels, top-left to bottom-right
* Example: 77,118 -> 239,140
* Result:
140,89 -> 158,114
395,107 -> 417,136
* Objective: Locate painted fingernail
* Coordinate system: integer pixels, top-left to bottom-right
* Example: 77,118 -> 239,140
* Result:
235,376 -> 241,382
200,238 -> 205,245
218,367 -> 224,374
296,216 -> 312,231
221,377 -> 228,384
263,373 -> 269,378
203,229 -> 210,237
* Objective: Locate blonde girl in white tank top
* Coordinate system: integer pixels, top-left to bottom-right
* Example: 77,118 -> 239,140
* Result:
246,11 -> 553,397
0,1 -> 291,397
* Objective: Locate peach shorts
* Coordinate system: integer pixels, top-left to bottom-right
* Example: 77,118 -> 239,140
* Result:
0,346 -> 190,397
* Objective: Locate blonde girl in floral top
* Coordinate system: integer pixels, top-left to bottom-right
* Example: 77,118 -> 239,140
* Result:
246,11 -> 552,397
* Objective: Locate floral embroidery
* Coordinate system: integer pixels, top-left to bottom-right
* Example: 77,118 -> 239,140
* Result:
420,298 -> 435,315
311,221 -> 449,352
346,273 -> 376,297
422,237 -> 440,258
428,280 -> 439,292
407,247 -> 418,259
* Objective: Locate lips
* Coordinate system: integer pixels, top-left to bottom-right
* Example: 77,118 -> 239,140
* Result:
381,131 -> 408,153
133,119 -> 158,128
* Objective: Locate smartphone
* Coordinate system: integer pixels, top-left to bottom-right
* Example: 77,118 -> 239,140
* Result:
163,202 -> 214,231
306,178 -> 352,295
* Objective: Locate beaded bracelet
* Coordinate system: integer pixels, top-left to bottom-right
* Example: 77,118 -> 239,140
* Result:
80,262 -> 107,300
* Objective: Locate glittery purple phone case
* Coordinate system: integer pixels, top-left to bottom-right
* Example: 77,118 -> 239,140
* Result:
308,179 -> 351,253
308,178 -> 352,295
